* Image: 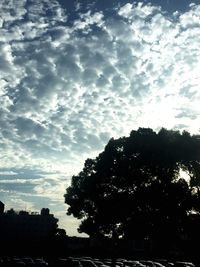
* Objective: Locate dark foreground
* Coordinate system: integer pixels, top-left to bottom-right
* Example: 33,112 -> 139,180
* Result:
0,256 -> 198,267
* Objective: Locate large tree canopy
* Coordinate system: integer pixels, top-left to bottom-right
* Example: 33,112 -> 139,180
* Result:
64,128 -> 200,243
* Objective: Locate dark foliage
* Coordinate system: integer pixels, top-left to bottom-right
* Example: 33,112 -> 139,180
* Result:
64,128 -> 200,251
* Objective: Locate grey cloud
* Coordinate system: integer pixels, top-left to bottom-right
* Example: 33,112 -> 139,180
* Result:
0,167 -> 51,180
35,74 -> 60,99
0,181 -> 37,194
112,75 -> 129,92
129,73 -> 150,98
60,133 -> 73,147
175,110 -> 198,120
72,10 -> 104,32
96,74 -> 110,87
1,1 -> 199,160
10,87 -> 39,114
1,0 -> 200,235
87,133 -> 102,149
179,87 -> 198,99
102,64 -> 117,78
105,18 -> 132,42
174,124 -> 189,130
27,0 -> 67,25
23,138 -> 64,158
0,1 -> 26,24
14,117 -> 46,138
82,68 -> 98,86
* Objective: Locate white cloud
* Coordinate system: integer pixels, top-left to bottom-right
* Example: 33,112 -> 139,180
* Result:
0,0 -> 26,24
73,10 -> 104,32
0,0 -> 200,235
0,171 -> 18,175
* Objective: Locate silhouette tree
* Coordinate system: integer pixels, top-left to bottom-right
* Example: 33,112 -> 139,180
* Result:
6,208 -> 16,215
64,128 -> 200,251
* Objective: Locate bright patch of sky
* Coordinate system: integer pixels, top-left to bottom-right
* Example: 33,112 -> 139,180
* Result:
0,0 -> 200,236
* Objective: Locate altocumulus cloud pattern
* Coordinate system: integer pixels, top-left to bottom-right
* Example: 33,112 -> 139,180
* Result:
0,0 -> 200,235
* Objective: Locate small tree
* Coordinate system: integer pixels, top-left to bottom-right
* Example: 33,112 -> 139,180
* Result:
64,128 -> 200,248
6,208 -> 16,215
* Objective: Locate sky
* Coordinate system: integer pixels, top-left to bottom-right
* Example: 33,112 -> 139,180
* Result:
0,0 -> 200,237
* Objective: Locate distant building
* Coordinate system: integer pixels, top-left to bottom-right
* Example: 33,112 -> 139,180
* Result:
0,202 -> 58,245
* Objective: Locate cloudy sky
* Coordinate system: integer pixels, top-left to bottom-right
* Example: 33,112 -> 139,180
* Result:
0,0 -> 200,236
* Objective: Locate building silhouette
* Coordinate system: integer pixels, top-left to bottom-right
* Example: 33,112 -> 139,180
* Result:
0,202 -> 58,255
0,201 -> 4,214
